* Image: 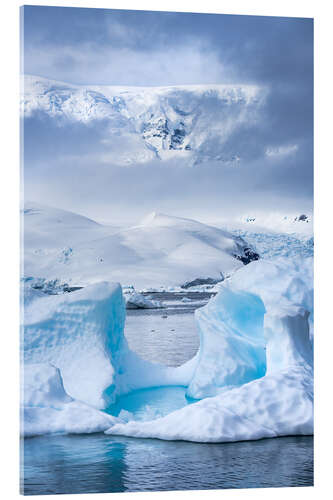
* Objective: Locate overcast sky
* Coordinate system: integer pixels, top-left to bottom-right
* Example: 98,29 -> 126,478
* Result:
22,6 -> 313,225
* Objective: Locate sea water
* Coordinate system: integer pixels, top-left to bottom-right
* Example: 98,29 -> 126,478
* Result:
22,434 -> 313,495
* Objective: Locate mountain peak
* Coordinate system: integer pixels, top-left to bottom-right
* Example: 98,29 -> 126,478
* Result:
139,211 -> 168,226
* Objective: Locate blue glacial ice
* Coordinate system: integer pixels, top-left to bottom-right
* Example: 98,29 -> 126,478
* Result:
22,257 -> 313,442
187,287 -> 266,399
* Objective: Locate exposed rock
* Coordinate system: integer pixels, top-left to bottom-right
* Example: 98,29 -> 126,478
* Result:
234,247 -> 260,265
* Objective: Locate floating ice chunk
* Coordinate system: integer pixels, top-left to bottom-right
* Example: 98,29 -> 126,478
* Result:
124,291 -> 163,309
23,363 -> 118,437
181,297 -> 192,303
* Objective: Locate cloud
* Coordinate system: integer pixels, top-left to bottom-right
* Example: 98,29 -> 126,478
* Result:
23,113 -> 313,225
23,41 -> 227,86
265,144 -> 299,157
21,6 -> 313,223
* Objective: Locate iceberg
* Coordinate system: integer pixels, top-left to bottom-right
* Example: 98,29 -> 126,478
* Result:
22,257 -> 313,442
105,258 -> 313,442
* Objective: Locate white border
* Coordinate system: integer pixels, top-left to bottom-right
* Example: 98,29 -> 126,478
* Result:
1,1 -> 331,499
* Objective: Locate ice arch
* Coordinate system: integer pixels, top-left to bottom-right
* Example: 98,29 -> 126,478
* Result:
22,257 -> 313,440
106,258 -> 313,442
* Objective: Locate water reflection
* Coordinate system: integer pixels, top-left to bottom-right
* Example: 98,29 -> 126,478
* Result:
22,434 -> 313,495
22,434 -> 128,495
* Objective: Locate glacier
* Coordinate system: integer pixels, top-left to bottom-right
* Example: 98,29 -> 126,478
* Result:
22,254 -> 313,442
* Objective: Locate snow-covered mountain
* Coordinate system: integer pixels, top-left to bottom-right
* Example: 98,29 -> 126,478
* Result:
23,202 -> 258,289
23,201 -> 118,249
22,74 -> 265,166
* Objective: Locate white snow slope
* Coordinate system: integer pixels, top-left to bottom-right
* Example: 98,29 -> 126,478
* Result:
23,202 -> 255,289
22,74 -> 265,166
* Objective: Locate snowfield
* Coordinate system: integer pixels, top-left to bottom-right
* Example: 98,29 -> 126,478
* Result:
23,202 -> 258,289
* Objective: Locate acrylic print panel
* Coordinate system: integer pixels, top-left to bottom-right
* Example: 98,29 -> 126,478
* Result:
20,4 -> 314,495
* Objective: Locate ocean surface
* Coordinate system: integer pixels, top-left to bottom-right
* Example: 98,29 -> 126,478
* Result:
22,291 -> 313,495
22,434 -> 313,495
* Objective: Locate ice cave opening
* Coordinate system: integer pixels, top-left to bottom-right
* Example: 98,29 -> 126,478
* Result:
104,285 -> 268,423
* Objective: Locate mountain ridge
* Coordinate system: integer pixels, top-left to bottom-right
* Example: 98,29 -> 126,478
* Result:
22,74 -> 265,166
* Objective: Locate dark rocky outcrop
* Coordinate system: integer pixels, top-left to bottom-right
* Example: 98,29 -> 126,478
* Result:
234,247 -> 260,265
